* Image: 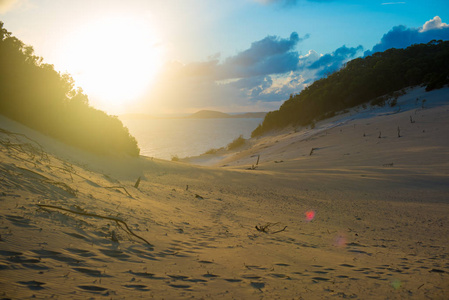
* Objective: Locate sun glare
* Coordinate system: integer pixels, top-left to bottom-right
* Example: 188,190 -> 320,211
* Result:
58,16 -> 163,113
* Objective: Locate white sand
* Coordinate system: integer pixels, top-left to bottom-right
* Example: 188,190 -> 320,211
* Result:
1,86 -> 449,299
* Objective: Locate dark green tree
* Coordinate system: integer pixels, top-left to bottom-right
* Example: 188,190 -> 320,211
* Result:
253,40 -> 449,137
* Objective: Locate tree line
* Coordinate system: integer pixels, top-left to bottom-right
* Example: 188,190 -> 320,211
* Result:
0,22 -> 140,156
252,40 -> 449,137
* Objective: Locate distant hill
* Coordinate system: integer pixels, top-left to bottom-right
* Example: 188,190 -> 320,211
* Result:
188,110 -> 232,119
188,110 -> 267,119
252,40 -> 449,137
232,112 -> 267,118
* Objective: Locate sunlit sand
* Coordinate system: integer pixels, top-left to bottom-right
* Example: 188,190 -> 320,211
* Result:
1,87 -> 448,298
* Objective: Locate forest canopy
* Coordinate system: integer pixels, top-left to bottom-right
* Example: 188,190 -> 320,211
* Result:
0,22 -> 140,157
252,40 -> 449,137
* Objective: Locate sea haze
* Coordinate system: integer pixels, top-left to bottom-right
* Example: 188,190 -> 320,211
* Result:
120,117 -> 263,160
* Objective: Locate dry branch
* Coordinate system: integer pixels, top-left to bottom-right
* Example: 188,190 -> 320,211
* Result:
255,222 -> 287,234
134,176 -> 141,189
0,128 -> 49,162
105,186 -> 133,197
16,166 -> 77,196
36,204 -> 151,245
271,226 -> 288,234
247,154 -> 261,170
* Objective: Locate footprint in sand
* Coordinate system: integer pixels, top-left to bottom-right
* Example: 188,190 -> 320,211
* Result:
127,270 -> 166,280
78,285 -> 108,292
64,232 -> 87,240
31,249 -> 81,265
241,274 -> 262,280
168,274 -> 189,280
269,273 -> 290,279
202,273 -> 219,279
73,267 -> 111,277
250,281 -> 265,290
312,277 -> 330,282
224,278 -> 242,283
169,284 -> 191,289
99,249 -> 131,260
274,263 -> 290,267
6,215 -> 36,228
0,250 -> 23,257
8,255 -> 40,264
65,248 -> 96,258
17,280 -> 46,290
198,260 -> 214,264
124,284 -> 150,291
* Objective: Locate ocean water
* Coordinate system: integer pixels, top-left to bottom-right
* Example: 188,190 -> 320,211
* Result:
121,118 -> 263,160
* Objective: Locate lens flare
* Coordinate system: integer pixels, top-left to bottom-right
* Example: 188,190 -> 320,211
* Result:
391,279 -> 402,290
305,210 -> 316,222
334,234 -> 347,248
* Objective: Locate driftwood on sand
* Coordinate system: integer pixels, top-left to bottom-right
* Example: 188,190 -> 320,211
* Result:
255,222 -> 287,234
36,204 -> 151,245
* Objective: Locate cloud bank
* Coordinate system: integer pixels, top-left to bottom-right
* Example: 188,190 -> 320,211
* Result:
217,32 -> 306,79
308,45 -> 363,77
149,31 -> 361,113
146,16 -> 449,114
365,16 -> 449,56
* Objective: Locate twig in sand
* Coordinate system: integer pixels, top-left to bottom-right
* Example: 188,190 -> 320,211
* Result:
134,176 -> 141,189
105,186 -> 133,197
247,154 -> 260,170
309,148 -> 317,156
255,222 -> 287,234
16,167 -> 77,196
36,204 -> 151,245
251,154 -> 260,166
0,128 -> 49,162
271,226 -> 288,234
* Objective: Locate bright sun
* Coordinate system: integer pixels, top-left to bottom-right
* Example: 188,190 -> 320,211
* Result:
59,16 -> 163,113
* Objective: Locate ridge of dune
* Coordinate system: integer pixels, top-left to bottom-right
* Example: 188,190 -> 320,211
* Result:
1,86 -> 449,299
186,86 -> 449,169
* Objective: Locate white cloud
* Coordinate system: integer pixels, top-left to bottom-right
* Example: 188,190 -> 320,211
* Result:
381,2 -> 406,5
420,16 -> 449,32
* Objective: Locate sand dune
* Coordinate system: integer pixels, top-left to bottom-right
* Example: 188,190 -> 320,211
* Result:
1,87 -> 448,299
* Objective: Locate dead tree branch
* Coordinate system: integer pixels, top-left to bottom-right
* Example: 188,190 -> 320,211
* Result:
255,222 -> 287,234
36,204 -> 151,245
105,186 -> 133,197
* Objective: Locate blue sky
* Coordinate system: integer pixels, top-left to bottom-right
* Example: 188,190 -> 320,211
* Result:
1,0 -> 449,114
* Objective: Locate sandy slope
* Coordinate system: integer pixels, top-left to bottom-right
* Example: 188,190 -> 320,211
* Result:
1,87 -> 449,299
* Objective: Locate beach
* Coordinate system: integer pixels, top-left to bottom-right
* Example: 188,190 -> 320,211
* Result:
1,87 -> 448,299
